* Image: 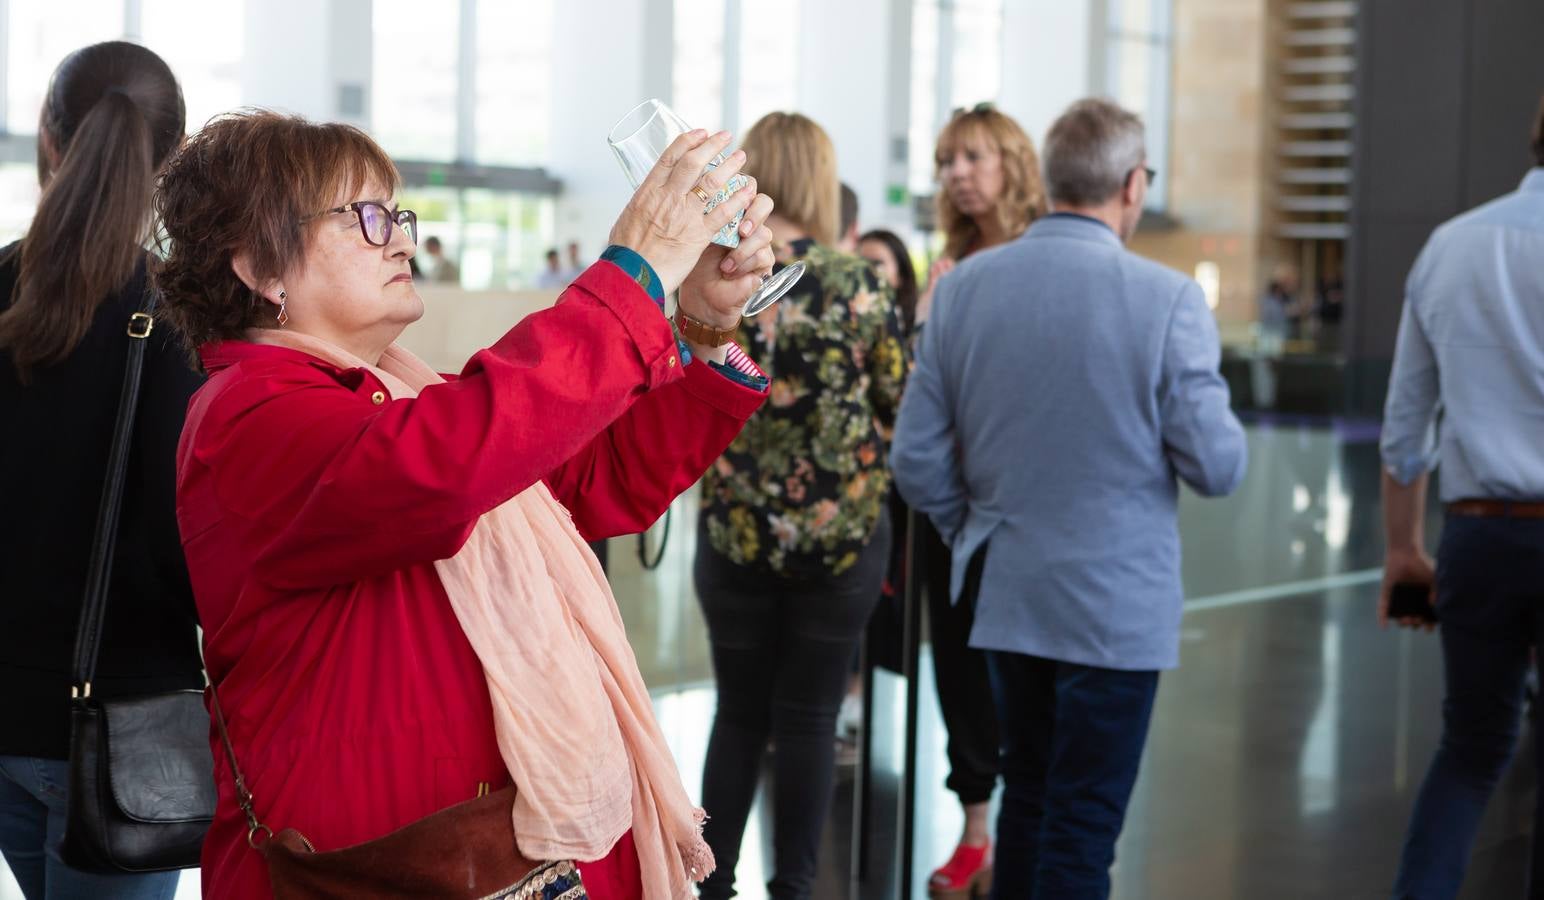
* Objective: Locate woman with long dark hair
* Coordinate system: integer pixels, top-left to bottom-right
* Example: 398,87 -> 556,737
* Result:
0,42 -> 201,900
858,229 -> 920,334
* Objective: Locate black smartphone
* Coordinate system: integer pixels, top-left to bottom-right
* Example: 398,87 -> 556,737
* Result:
1388,581 -> 1438,624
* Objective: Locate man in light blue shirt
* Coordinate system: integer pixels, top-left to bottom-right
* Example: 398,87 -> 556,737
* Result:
1384,97 -> 1544,900
892,98 -> 1246,899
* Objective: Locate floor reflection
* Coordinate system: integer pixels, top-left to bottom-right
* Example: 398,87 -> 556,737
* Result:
622,423 -> 1528,899
2,424 -> 1526,900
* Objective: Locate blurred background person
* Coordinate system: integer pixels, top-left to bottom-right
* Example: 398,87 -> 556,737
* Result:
912,101 -> 1047,900
421,235 -> 459,284
695,111 -> 908,900
859,228 -> 920,336
838,181 -> 860,253
564,240 -> 585,281
1258,262 -> 1300,343
535,247 -> 567,289
0,41 -> 201,900
1252,261 -> 1300,408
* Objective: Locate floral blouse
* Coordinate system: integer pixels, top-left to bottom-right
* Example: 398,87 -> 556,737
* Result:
701,239 -> 910,578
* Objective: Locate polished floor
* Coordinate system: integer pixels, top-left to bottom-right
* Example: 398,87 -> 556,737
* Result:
2,422 -> 1535,899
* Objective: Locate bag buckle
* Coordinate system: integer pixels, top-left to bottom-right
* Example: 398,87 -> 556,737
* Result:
127,312 -> 154,339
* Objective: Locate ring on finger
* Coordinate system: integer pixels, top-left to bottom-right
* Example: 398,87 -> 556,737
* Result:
691,183 -> 713,203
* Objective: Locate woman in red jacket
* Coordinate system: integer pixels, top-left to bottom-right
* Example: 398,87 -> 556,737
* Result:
152,111 -> 774,900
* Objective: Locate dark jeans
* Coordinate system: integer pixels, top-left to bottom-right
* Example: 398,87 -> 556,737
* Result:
927,530 -> 1002,806
696,509 -> 891,900
0,755 -> 179,900
1393,514 -> 1544,900
986,650 -> 1159,900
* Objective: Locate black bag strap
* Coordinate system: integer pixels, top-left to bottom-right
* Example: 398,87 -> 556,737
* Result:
636,506 -> 671,571
70,283 -> 160,697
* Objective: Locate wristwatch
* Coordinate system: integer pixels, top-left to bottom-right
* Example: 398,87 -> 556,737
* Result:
673,308 -> 741,348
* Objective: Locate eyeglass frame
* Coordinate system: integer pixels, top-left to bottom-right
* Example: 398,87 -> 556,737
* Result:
302,200 -> 418,247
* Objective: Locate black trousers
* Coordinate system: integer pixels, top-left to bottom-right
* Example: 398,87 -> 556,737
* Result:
1394,513 -> 1544,899
696,509 -> 891,900
922,518 -> 1002,806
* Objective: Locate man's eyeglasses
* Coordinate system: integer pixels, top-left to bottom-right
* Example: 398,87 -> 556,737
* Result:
1137,166 -> 1158,185
304,201 -> 418,247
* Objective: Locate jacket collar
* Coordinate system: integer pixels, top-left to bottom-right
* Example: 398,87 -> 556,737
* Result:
1521,168 -> 1544,194
198,338 -> 353,376
1025,212 -> 1124,249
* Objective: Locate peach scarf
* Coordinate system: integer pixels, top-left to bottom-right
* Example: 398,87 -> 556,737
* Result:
247,330 -> 713,899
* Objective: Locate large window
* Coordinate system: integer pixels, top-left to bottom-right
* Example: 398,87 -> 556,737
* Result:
737,1 -> 798,132
372,0 -> 459,161
474,0 -> 552,166
140,0 -> 244,133
907,0 -> 1004,198
1105,0 -> 1172,209
907,0 -> 941,195
671,0 -> 726,130
5,1 -> 124,133
950,0 -> 1002,111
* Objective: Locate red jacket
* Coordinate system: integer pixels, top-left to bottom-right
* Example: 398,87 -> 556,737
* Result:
179,264 -> 765,899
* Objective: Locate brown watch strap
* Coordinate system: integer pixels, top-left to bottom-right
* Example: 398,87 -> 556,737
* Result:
673,308 -> 741,348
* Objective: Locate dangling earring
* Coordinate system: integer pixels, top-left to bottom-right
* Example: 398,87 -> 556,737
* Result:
276,290 -> 288,326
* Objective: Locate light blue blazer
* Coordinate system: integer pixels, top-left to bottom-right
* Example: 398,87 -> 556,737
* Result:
892,214 -> 1246,671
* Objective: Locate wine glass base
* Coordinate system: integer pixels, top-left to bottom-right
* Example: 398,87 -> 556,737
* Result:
742,262 -> 807,317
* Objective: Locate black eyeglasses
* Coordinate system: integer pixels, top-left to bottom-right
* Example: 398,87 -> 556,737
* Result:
304,201 -> 417,247
1139,166 -> 1158,185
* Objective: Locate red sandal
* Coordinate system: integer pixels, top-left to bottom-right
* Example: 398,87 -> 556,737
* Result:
928,839 -> 993,899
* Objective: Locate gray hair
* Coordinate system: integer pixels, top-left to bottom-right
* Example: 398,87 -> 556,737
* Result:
1042,98 -> 1146,207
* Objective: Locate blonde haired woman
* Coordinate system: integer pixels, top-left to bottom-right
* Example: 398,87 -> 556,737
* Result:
915,103 -> 1046,900
695,112 -> 908,900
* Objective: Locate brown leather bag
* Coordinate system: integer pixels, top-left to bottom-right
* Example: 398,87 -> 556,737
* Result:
210,691 -> 586,899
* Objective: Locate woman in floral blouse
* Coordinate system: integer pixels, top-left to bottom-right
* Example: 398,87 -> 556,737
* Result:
695,112 -> 907,900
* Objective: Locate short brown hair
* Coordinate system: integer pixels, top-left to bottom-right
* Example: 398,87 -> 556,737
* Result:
741,112 -> 840,248
1532,93 -> 1544,167
153,110 -> 399,350
934,107 -> 1046,260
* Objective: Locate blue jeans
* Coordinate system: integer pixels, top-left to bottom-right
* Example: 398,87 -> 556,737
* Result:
1393,514 -> 1544,900
985,651 -> 1159,900
0,755 -> 180,900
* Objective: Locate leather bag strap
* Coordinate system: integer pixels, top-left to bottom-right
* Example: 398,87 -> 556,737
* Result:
69,280 -> 159,696
208,687 -> 273,846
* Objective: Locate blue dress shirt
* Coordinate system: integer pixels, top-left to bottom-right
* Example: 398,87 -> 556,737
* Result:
1381,169 -> 1544,501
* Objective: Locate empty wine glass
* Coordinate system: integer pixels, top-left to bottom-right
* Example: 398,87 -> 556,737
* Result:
608,98 -> 804,317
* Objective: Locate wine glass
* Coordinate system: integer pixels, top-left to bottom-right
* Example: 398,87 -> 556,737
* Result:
608,98 -> 804,317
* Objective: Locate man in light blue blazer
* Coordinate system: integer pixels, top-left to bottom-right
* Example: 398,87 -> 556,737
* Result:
892,98 -> 1247,899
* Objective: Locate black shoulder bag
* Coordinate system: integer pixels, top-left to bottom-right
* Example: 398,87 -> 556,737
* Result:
60,289 -> 216,872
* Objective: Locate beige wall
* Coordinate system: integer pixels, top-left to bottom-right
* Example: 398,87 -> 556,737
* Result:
1128,0 -> 1272,330
395,285 -> 562,373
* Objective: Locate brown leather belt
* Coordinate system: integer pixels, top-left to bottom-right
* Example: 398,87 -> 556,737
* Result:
1447,499 -> 1544,519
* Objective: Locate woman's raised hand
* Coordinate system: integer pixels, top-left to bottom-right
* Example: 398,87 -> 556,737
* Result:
678,190 -> 776,329
608,129 -> 756,296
